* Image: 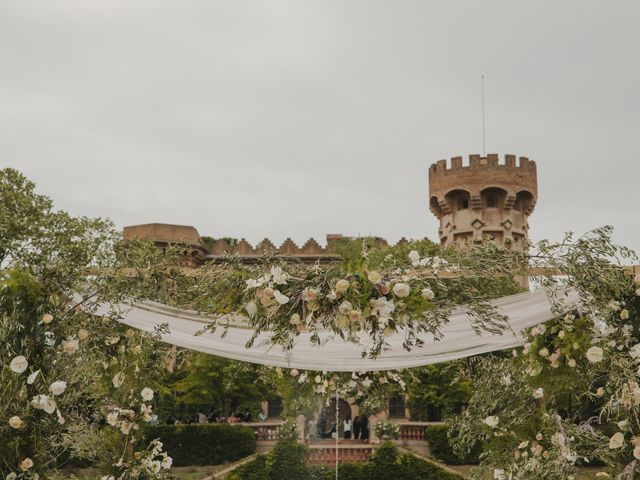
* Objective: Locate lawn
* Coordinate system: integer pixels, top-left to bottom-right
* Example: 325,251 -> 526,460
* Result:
52,465 -> 222,480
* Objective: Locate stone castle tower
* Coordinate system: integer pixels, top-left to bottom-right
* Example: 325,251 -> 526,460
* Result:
428,154 -> 537,250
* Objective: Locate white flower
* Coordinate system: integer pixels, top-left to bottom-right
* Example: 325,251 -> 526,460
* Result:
586,346 -> 604,363
367,271 -> 382,284
538,347 -> 549,358
392,283 -> 410,298
493,468 -> 506,480
31,395 -> 57,414
289,313 -> 301,325
20,458 -> 33,471
131,345 -> 142,355
596,387 -> 605,397
608,432 -> 624,449
532,387 -> 544,399
6,473 -> 17,480
49,380 -> 67,396
630,344 -> 640,359
273,290 -> 289,305
408,250 -> 420,264
244,301 -> 258,316
10,356 -> 28,374
42,313 -> 54,324
289,369 -> 299,377
161,456 -> 173,469
57,408 -> 65,425
63,339 -> 79,355
105,336 -> 120,345
270,266 -> 288,285
78,328 -> 89,340
112,372 -> 125,388
361,378 -> 373,388
141,387 -> 154,401
567,358 -> 577,368
298,372 -> 308,384
335,279 -> 350,294
301,288 -> 319,302
338,301 -> 353,314
421,288 -> 435,300
9,416 -> 23,429
120,421 -> 133,434
483,416 -> 499,427
27,370 -> 40,384
517,441 -> 528,449
314,375 -> 322,384
620,309 -> 630,320
633,445 -> 640,460
106,411 -> 119,426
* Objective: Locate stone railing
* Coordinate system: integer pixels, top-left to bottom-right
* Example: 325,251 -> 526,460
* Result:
393,421 -> 445,441
244,421 -> 283,442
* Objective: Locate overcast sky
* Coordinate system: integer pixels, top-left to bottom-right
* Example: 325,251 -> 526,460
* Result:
2,1 -> 639,253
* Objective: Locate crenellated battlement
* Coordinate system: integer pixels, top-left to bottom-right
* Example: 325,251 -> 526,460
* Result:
429,154 -> 536,176
206,235 -> 408,261
427,153 -> 538,253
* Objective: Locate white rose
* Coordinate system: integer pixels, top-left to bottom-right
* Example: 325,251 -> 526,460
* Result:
9,416 -> 23,429
367,271 -> 382,284
10,356 -> 28,374
532,388 -> 544,399
273,290 -> 289,305
608,432 -> 624,449
31,395 -> 57,414
392,283 -> 410,298
421,288 -> 435,300
78,328 -> 89,340
483,416 -> 499,427
586,346 -> 604,363
408,250 -> 420,264
335,279 -> 350,294
64,339 -> 79,355
20,458 -> 33,471
49,380 -> 67,396
42,313 -> 54,324
141,387 -> 154,401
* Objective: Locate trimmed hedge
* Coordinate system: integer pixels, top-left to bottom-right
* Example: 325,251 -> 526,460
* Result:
425,424 -> 480,465
145,424 -> 256,467
229,441 -> 464,480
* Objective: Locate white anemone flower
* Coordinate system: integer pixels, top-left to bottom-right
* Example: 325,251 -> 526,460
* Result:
392,283 -> 410,298
141,387 -> 154,401
49,380 -> 67,396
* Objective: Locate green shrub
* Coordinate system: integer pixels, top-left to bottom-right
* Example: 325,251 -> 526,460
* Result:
425,424 -> 480,465
231,454 -> 268,480
145,424 -> 256,467
398,454 -> 463,480
366,442 -> 399,480
267,440 -> 309,480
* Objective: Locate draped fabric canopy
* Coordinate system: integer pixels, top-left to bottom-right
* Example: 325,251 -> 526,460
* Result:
97,288 -> 578,371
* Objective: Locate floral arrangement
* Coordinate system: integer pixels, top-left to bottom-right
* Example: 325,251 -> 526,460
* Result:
374,421 -> 400,439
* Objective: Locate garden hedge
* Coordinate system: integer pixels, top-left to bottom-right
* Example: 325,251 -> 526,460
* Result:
229,441 -> 464,480
425,424 -> 480,465
145,424 -> 256,467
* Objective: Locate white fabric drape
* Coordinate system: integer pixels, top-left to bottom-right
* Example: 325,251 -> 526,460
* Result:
96,288 -> 578,371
